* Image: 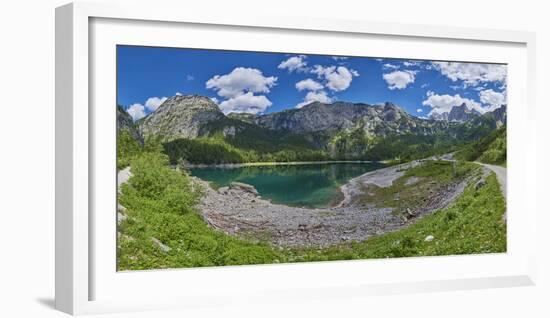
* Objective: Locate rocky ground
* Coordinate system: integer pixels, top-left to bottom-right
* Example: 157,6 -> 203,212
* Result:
194,160 -> 487,247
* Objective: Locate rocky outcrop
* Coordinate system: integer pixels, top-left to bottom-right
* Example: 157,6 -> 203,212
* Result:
429,111 -> 449,121
490,105 -> 507,127
430,103 -> 481,123
447,103 -> 481,122
117,105 -> 143,144
138,95 -> 224,139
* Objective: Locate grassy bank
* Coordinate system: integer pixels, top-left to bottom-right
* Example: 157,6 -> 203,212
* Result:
299,173 -> 506,260
352,160 -> 479,218
118,149 -> 506,270
455,125 -> 506,166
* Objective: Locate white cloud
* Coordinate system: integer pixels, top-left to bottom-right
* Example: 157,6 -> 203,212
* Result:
127,103 -> 146,121
175,92 -> 182,96
416,108 -> 423,113
295,78 -> 323,91
206,67 -> 278,114
218,92 -> 272,114
479,89 -> 506,110
421,83 -> 429,89
383,63 -> 400,70
295,90 -> 334,108
210,97 -> 219,104
383,70 -> 416,90
312,65 -> 359,91
186,75 -> 194,81
422,91 -> 485,115
278,55 -> 308,73
332,56 -> 348,61
206,67 -> 277,98
432,62 -> 507,86
403,61 -> 420,67
144,96 -> 167,112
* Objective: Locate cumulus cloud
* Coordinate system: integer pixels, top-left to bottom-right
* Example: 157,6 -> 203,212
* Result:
206,67 -> 277,114
295,78 -> 323,91
218,92 -> 272,114
144,96 -> 167,112
127,103 -> 146,121
278,55 -> 308,73
175,92 -> 182,96
295,90 -> 334,109
186,75 -> 194,81
479,89 -> 506,110
311,65 -> 359,91
432,62 -> 507,86
422,91 -> 483,115
416,108 -> 423,113
383,70 -> 416,90
206,67 -> 277,98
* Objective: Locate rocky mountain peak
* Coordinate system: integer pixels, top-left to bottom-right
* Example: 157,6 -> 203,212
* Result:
430,103 -> 481,123
138,94 -> 224,139
159,95 -> 222,113
448,103 -> 481,122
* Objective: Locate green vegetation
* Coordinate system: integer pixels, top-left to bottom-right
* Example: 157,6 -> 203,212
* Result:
117,129 -> 142,170
316,173 -> 506,259
163,135 -> 329,165
117,151 -> 285,270
362,133 -> 461,163
328,128 -> 374,159
456,126 -> 506,165
162,125 -> 493,165
353,160 -> 478,217
118,147 -> 506,270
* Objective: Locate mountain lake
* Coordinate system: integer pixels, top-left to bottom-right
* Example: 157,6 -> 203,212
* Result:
189,162 -> 385,208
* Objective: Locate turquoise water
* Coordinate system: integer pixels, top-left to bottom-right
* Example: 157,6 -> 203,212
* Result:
189,162 -> 384,208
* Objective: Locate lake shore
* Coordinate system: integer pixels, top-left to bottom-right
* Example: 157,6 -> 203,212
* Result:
193,159 -> 479,247
185,160 -> 377,169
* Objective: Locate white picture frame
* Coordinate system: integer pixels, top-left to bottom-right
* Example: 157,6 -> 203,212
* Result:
55,1 -> 537,315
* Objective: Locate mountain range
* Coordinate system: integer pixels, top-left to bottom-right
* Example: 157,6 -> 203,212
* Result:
118,94 -> 506,162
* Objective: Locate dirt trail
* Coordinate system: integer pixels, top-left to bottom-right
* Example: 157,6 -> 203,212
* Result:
476,162 -> 506,197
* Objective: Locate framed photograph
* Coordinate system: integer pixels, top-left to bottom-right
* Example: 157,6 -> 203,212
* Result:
56,1 -> 537,315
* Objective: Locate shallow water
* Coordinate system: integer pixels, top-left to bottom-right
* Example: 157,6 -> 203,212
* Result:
189,162 -> 384,208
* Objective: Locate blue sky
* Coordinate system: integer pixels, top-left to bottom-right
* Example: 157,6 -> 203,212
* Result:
117,45 -> 507,121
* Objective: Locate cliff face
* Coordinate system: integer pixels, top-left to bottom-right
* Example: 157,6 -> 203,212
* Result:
254,101 -> 449,136
491,105 -> 507,127
117,105 -> 143,144
447,103 -> 481,122
138,95 -> 225,139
